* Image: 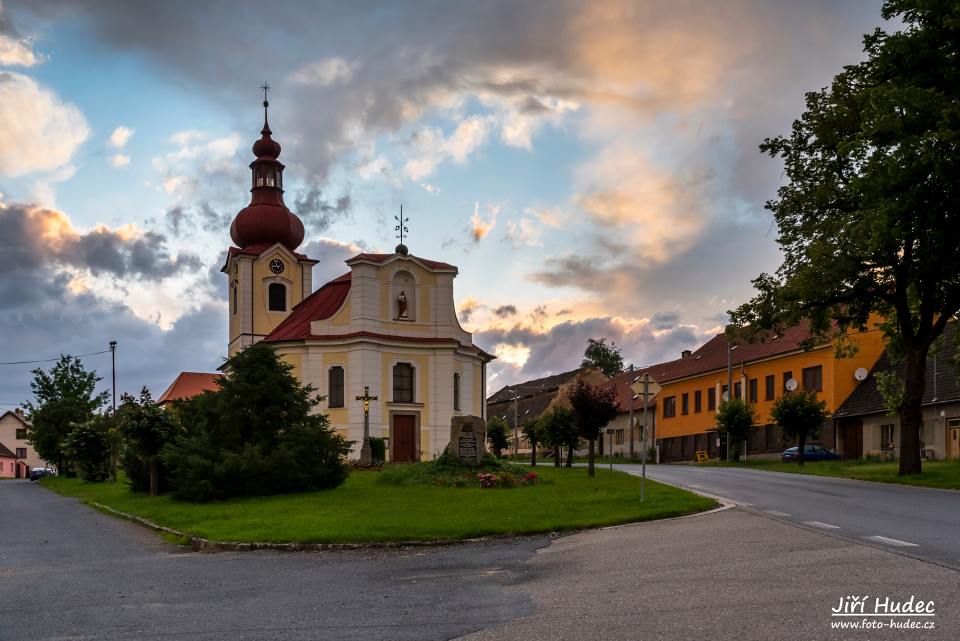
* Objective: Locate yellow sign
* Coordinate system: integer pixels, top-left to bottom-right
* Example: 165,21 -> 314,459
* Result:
695,450 -> 709,463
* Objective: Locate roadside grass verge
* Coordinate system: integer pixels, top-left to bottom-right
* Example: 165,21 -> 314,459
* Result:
42,467 -> 715,544
709,459 -> 960,490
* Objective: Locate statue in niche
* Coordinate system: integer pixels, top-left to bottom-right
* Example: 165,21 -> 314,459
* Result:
398,290 -> 408,319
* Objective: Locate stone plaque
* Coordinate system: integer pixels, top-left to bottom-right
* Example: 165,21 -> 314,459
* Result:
449,415 -> 487,465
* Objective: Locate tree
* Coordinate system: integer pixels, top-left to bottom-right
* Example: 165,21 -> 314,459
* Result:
162,344 -> 350,502
771,390 -> 828,466
486,416 -> 510,458
569,379 -> 620,477
521,419 -> 542,466
63,416 -> 111,482
715,399 -> 756,462
539,406 -> 578,467
729,0 -> 960,476
24,356 -> 109,475
117,388 -> 180,495
581,338 -> 624,377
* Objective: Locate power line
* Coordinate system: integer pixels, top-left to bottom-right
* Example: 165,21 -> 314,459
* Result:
0,349 -> 111,366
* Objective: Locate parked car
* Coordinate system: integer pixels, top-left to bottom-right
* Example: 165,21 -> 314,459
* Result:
782,444 -> 840,462
29,468 -> 56,481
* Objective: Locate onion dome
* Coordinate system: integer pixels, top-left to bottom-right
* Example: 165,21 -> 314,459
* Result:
228,91 -> 304,251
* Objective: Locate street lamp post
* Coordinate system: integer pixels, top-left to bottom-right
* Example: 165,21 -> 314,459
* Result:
627,364 -> 635,460
109,341 -> 117,412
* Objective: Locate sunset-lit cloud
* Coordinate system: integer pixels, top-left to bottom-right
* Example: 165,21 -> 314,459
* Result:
470,202 -> 498,243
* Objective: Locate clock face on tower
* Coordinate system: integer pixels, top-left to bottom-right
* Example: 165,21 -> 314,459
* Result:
269,258 -> 285,274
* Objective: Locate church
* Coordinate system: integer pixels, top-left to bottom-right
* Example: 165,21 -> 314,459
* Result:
203,98 -> 494,462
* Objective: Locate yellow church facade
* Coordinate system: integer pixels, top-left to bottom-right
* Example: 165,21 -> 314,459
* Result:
219,98 -> 493,462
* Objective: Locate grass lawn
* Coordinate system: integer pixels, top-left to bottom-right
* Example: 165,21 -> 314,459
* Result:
709,459 -> 960,490
42,467 -> 715,544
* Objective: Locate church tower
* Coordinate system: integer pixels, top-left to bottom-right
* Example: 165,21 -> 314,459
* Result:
222,91 -> 317,356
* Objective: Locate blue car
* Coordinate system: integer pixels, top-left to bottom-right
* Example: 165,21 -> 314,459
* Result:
782,444 -> 841,462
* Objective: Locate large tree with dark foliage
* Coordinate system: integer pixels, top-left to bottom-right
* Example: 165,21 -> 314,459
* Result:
581,338 -> 625,377
569,379 -> 620,477
63,415 -> 112,482
162,344 -> 350,502
117,388 -> 180,495
24,356 -> 109,476
486,416 -> 510,458
730,0 -> 960,475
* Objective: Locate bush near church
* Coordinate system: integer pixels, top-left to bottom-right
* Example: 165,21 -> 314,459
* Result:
162,344 -> 350,502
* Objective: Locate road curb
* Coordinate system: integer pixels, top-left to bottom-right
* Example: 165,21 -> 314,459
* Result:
88,501 -> 540,552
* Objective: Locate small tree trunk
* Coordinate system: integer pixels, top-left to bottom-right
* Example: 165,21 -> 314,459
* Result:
149,458 -> 160,497
554,446 -> 561,467
588,438 -> 596,477
565,443 -> 574,467
798,434 -> 806,466
531,441 -> 537,467
899,346 -> 926,476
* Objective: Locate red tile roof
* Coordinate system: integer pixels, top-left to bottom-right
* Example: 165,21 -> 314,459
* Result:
0,442 -> 16,459
348,253 -> 456,270
262,272 -> 352,342
0,410 -> 29,426
603,370 -> 658,412
635,321 -> 821,384
157,372 -> 223,405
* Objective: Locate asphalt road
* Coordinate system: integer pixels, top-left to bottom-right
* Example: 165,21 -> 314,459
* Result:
627,463 -> 960,568
4,477 -> 959,641
0,480 -> 542,641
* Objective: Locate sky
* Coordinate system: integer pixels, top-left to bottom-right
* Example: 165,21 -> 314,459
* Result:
0,0 -> 890,406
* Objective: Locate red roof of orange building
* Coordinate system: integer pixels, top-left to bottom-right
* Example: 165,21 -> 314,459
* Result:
157,372 -> 223,405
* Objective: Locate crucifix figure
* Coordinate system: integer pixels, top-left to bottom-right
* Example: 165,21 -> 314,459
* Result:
356,385 -> 378,466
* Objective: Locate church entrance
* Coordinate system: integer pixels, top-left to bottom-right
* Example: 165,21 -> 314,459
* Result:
392,414 -> 417,462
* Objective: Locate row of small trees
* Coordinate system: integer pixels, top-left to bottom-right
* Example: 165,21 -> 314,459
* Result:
715,391 -> 827,465
24,345 -> 350,501
486,379 -> 620,477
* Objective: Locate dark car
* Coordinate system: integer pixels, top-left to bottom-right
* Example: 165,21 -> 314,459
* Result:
782,444 -> 840,462
29,468 -> 55,481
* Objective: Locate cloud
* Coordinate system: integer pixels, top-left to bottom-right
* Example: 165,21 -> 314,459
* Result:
476,314 -> 708,388
108,125 -> 134,149
0,72 -> 89,177
289,57 -> 356,87
108,153 -> 130,167
0,2 -> 40,67
403,115 -> 494,181
470,201 -> 497,243
493,304 -> 517,318
292,185 -> 352,233
651,311 -> 680,330
458,296 -> 482,324
300,237 -> 364,285
0,199 -> 200,281
505,217 -> 541,248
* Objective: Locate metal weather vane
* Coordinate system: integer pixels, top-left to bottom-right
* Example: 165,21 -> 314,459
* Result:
394,205 -> 409,245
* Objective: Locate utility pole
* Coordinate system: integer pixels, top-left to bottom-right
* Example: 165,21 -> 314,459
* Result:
641,373 -> 649,502
726,338 -> 733,462
628,364 -> 635,460
512,394 -> 519,458
109,340 -> 117,412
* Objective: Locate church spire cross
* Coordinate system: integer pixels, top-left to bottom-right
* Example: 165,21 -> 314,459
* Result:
260,81 -> 271,128
394,206 -> 410,255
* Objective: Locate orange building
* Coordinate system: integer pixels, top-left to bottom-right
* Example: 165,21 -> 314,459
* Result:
641,322 -> 886,462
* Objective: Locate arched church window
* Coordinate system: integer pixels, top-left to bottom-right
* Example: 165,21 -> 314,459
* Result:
454,373 -> 461,411
328,366 -> 344,408
393,363 -> 414,403
268,283 -> 286,311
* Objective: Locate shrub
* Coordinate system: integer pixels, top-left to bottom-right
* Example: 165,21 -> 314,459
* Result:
369,437 -> 386,464
63,416 -> 111,482
162,344 -> 350,502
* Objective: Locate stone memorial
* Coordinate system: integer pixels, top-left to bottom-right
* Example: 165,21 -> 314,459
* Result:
449,415 -> 487,465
